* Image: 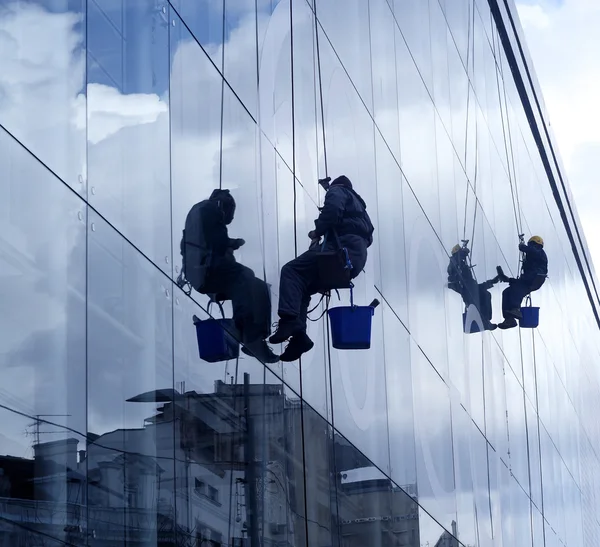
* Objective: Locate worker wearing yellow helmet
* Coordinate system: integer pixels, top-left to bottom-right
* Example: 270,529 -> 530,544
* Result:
496,235 -> 548,329
447,242 -> 501,331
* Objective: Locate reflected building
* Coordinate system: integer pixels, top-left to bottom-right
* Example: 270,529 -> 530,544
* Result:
1,0 -> 599,546
0,382 -> 422,546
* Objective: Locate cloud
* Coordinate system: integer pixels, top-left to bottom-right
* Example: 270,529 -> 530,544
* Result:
516,0 -> 600,271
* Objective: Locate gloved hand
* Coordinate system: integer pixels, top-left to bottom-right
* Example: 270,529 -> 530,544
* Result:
308,230 -> 318,240
230,238 -> 245,250
318,176 -> 331,189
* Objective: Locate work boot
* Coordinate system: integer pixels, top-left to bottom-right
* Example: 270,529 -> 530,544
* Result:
505,308 -> 523,320
241,339 -> 280,364
269,318 -> 304,345
484,321 -> 498,331
496,266 -> 509,283
280,333 -> 314,362
497,317 -> 518,330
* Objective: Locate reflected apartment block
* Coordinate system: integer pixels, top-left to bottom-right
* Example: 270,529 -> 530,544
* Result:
0,382 -> 426,546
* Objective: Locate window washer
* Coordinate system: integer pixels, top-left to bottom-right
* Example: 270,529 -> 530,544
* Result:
180,189 -> 279,363
496,235 -> 547,330
447,243 -> 500,331
270,175 -> 374,362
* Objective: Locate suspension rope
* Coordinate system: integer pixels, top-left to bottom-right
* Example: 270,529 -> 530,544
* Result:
492,27 -> 525,275
470,119 -> 479,245
461,0 -> 477,258
314,1 -> 328,179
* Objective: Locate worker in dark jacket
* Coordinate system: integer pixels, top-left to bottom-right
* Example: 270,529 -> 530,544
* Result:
496,235 -> 548,329
180,189 -> 279,363
447,244 -> 500,331
270,175 -> 374,361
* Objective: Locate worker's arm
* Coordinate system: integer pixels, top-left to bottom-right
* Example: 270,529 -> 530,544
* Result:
313,186 -> 347,237
519,243 -> 544,260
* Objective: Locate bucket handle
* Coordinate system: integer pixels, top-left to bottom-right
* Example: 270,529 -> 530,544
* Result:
207,298 -> 226,319
524,294 -> 532,308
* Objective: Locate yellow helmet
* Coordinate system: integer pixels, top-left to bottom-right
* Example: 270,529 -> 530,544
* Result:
528,235 -> 544,247
451,244 -> 461,255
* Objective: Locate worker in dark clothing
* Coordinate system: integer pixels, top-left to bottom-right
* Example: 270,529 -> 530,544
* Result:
447,244 -> 500,331
180,189 -> 279,363
496,235 -> 548,329
270,175 -> 374,362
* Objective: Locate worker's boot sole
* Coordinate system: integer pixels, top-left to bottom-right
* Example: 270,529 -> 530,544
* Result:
280,333 -> 314,362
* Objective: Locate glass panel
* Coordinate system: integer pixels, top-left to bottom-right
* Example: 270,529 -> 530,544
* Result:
169,0 -> 223,70
315,0 -> 373,112
302,401 -> 338,546
369,0 -> 401,159
430,0 -> 452,134
0,1 -> 86,192
393,0 -> 434,95
404,182 -> 449,382
382,307 -> 416,489
526,397 -> 543,512
472,427 -> 493,544
224,0 -> 259,119
451,401 -> 478,546
490,450 -> 507,546
87,0 -> 171,270
510,479 -> 533,546
0,127 -> 87,545
257,0 -> 293,167
505,366 -> 530,495
532,505 -> 544,547
411,340 -> 457,534
335,434 -> 396,546
443,0 -> 470,69
87,212 -> 175,544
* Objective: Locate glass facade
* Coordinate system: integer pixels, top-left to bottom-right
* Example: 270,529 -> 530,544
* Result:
0,0 -> 598,546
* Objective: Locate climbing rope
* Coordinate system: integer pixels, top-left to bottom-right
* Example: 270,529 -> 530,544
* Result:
460,0 -> 478,281
492,23 -> 525,277
315,3 -> 328,182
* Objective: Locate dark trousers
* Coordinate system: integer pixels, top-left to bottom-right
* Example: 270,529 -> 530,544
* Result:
502,276 -> 545,318
204,261 -> 271,344
476,285 -> 493,323
278,244 -> 367,332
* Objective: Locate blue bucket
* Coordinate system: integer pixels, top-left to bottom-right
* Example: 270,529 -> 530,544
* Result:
519,303 -> 539,329
193,303 -> 240,362
328,305 -> 374,350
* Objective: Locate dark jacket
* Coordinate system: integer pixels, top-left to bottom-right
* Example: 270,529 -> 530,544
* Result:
180,190 -> 241,291
519,242 -> 548,284
313,176 -> 374,247
447,251 -> 474,294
